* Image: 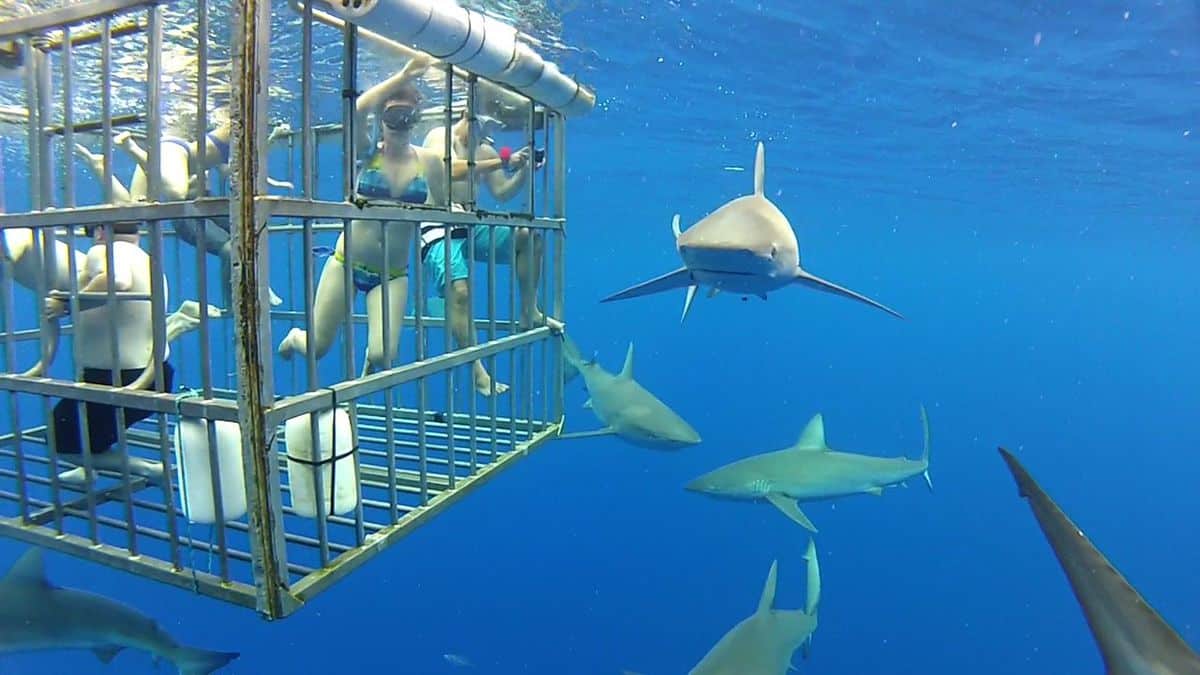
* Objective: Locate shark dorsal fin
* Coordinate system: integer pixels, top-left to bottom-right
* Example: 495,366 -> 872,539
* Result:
3,548 -> 50,589
619,343 -> 635,379
757,559 -> 779,614
793,414 -> 827,450
753,142 -> 765,197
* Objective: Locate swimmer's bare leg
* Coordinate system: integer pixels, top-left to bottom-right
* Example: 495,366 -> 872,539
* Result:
73,142 -> 133,204
114,130 -> 150,171
279,254 -> 347,361
58,452 -> 165,487
514,227 -> 563,334
447,279 -> 509,397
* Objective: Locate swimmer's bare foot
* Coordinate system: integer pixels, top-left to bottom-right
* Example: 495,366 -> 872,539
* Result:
520,310 -> 564,335
277,327 -> 305,360
474,364 -> 509,397
59,455 -> 165,487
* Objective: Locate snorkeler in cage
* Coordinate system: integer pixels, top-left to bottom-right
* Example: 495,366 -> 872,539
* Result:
73,109 -> 293,308
417,79 -> 562,396
277,56 -> 512,377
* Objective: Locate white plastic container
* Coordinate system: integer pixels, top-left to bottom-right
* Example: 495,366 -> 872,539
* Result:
285,408 -> 359,518
174,418 -> 247,524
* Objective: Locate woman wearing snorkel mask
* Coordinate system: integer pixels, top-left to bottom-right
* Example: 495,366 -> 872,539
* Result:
417,81 -> 559,397
277,55 -> 509,375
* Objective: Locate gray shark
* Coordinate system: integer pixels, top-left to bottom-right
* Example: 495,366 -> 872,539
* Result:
689,539 -> 821,675
999,448 -> 1200,675
0,548 -> 239,674
685,406 -> 931,532
599,142 -> 902,322
557,333 -> 701,449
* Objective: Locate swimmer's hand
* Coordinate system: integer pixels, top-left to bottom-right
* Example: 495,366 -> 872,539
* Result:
404,52 -> 435,78
508,147 -> 531,170
43,297 -> 68,321
267,122 -> 292,144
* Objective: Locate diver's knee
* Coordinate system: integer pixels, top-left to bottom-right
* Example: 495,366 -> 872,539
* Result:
448,280 -> 470,308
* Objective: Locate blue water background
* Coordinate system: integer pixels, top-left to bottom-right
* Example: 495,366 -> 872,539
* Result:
2,1 -> 1199,673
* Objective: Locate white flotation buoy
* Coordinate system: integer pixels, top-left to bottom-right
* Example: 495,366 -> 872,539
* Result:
174,417 -> 247,524
285,408 -> 359,518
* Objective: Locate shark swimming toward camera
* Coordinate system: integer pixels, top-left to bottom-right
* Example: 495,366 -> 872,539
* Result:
998,448 -> 1200,675
600,142 -> 902,322
685,406 -> 931,532
557,333 -> 701,450
0,548 -> 240,674
688,539 -> 821,675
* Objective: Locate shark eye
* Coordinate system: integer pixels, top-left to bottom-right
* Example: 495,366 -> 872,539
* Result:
769,245 -> 778,259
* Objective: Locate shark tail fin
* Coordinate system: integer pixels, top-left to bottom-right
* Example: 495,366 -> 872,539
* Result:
173,646 -> 240,675
753,142 -> 765,196
560,333 -> 585,369
919,404 -> 932,492
802,538 -> 820,616
793,269 -> 904,319
681,284 -> 698,323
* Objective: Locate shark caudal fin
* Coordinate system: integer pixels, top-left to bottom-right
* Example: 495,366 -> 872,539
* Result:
793,269 -> 904,319
172,646 -> 240,675
919,404 -> 932,492
800,538 -> 821,658
600,268 -> 693,304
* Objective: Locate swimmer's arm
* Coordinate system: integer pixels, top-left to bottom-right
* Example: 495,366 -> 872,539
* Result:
448,156 -> 505,180
355,56 -> 433,151
480,145 -> 530,202
20,315 -> 60,377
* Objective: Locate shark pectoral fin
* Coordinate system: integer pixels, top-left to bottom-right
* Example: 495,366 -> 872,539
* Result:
557,428 -> 616,441
92,646 -> 124,663
766,493 -> 817,532
601,267 -> 693,303
865,486 -> 884,496
793,269 -> 904,319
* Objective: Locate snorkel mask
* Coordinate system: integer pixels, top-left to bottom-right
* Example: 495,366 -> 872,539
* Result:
380,102 -> 418,131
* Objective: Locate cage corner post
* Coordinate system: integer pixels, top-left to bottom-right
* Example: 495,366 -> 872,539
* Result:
228,0 -> 298,620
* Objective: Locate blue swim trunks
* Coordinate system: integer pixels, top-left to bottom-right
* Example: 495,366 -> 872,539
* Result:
422,225 -> 514,297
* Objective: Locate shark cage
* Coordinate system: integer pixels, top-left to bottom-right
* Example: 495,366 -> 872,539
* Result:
0,0 -> 593,619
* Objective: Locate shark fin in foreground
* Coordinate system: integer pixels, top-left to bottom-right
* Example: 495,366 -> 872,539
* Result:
0,548 -> 240,674
688,541 -> 821,675
998,448 -> 1200,675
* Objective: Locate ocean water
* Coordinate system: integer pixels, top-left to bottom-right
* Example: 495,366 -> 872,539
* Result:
1,1 -> 1199,674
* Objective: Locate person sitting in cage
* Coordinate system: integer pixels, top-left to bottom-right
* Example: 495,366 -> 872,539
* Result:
276,54 -> 512,378
33,220 -> 175,485
416,80 -> 562,397
72,108 -> 291,308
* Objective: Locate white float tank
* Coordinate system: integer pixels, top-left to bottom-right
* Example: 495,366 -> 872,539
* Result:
285,408 -> 359,518
314,0 -> 596,118
174,418 -> 248,524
